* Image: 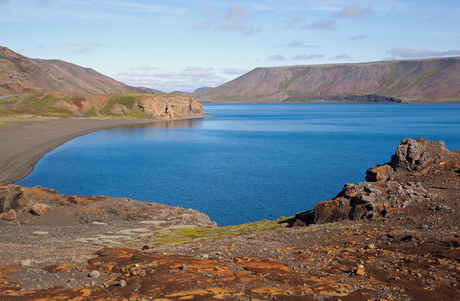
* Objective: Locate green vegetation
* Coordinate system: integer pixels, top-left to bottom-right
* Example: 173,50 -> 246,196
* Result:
19,93 -> 73,116
279,69 -> 305,91
152,219 -> 283,244
413,67 -> 441,86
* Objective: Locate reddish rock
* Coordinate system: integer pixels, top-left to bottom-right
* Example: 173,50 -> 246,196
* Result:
2,209 -> 16,221
30,204 -> 51,216
365,164 -> 391,182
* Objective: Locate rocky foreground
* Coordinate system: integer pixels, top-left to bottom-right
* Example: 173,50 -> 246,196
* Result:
1,137 -> 460,300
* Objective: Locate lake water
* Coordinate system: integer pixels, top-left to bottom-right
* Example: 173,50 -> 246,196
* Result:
16,103 -> 460,226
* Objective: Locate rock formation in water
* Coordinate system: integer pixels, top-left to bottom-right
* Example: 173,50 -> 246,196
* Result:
193,57 -> 460,103
292,137 -> 460,226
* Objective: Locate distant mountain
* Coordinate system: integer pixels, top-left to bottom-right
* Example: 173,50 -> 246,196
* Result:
192,57 -> 460,103
138,87 -> 164,94
0,46 -> 151,96
171,91 -> 190,94
194,87 -> 213,93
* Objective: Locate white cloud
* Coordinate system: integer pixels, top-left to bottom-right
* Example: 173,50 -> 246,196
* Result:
114,65 -> 231,92
181,66 -> 215,77
267,54 -> 287,61
286,41 -> 317,48
331,54 -> 351,60
350,35 -> 370,40
386,47 -> 460,59
193,4 -> 260,35
306,19 -> 337,30
333,4 -> 373,19
293,54 -> 324,60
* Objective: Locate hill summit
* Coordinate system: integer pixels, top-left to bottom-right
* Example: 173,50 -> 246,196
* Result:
0,46 -> 148,96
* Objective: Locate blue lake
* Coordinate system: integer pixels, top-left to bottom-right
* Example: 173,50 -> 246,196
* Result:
16,103 -> 460,226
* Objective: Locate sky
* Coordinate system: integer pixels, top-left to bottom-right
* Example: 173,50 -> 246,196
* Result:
1,0 -> 460,92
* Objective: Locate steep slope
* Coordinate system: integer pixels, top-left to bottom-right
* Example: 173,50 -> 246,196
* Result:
0,46 -> 148,95
193,57 -> 460,103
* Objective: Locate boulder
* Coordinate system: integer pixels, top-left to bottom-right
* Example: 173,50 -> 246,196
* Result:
365,164 -> 393,182
313,180 -> 431,225
0,184 -> 30,213
30,204 -> 51,216
2,208 -> 17,221
390,137 -> 453,172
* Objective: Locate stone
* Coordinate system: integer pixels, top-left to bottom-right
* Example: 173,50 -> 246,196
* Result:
2,209 -> 16,221
355,268 -> 365,276
32,231 -> 49,235
20,259 -> 31,267
365,164 -> 392,182
0,185 -> 30,213
88,270 -> 100,278
118,280 -> 127,287
180,264 -> 188,271
91,221 -> 107,226
390,137 -> 453,172
30,204 -> 50,216
142,245 -> 155,250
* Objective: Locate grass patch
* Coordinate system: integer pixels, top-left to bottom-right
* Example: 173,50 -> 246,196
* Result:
18,93 -> 73,116
152,220 -> 282,244
279,69 -> 305,91
413,67 -> 441,86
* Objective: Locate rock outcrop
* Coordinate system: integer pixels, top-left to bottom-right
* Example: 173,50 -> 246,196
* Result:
0,184 -> 216,227
292,137 -> 460,226
136,94 -> 204,119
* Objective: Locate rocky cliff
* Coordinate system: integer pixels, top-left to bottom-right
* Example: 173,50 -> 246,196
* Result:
291,137 -> 460,226
193,57 -> 460,103
0,46 -> 148,95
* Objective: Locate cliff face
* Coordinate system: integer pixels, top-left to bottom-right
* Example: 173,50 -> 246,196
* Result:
0,92 -> 205,119
193,57 -> 460,103
0,46 -> 148,95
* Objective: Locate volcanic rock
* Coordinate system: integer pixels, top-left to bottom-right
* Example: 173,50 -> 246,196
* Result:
304,137 -> 457,225
30,204 -> 51,216
0,184 -> 30,213
390,137 -> 453,172
2,208 -> 17,221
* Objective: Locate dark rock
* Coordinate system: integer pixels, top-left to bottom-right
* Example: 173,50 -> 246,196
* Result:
292,219 -> 307,227
390,137 -> 453,172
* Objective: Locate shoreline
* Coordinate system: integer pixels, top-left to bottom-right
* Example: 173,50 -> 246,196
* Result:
0,115 -> 207,185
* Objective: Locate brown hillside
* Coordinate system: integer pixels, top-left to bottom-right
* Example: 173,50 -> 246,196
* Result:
193,57 -> 460,103
0,46 -> 147,96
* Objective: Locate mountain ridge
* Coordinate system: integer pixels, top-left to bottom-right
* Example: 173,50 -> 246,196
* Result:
0,46 -> 150,96
193,57 -> 460,103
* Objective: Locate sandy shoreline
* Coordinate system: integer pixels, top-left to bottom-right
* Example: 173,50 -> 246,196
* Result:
0,116 -> 206,184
